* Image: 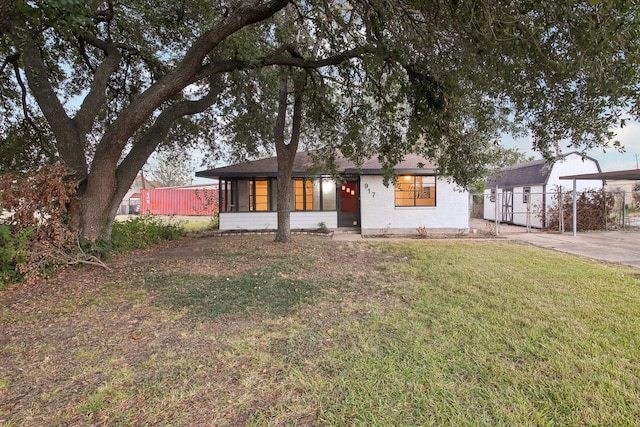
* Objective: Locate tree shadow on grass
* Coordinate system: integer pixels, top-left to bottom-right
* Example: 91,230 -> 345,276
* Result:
144,260 -> 319,318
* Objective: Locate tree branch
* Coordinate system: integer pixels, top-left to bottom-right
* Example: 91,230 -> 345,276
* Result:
74,34 -> 122,138
115,76 -> 223,196
93,0 -> 289,171
274,69 -> 288,150
192,45 -> 378,84
7,54 -> 40,135
289,74 -> 305,149
19,38 -> 88,176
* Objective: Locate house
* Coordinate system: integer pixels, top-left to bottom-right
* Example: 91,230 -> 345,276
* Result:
118,172 -> 161,215
483,152 -> 602,228
604,179 -> 638,209
195,152 -> 470,236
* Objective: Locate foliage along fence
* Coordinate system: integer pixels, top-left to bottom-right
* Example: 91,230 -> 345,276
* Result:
473,187 -> 639,232
140,188 -> 218,216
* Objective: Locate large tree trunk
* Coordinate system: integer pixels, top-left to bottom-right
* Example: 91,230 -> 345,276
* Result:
0,0 -> 16,35
78,175 -> 121,241
16,1 -> 289,241
274,69 -> 304,243
275,150 -> 295,242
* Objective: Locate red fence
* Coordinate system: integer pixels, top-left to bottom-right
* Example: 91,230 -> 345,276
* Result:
140,188 -> 218,216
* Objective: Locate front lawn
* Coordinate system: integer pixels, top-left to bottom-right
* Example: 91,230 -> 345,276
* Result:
1,236 -> 639,425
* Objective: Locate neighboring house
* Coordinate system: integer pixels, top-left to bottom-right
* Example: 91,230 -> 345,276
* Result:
140,184 -> 219,216
195,152 -> 470,236
483,152 -> 602,228
604,179 -> 638,208
118,173 -> 161,215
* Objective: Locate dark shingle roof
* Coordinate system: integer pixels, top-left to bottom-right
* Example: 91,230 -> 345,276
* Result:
195,152 -> 438,179
485,151 -> 601,188
485,158 -> 552,188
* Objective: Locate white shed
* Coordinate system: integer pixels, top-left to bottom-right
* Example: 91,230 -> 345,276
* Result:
483,152 -> 602,228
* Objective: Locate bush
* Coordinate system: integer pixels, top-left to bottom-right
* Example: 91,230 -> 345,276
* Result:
545,189 -> 615,231
110,215 -> 185,253
0,164 -> 77,285
0,225 -> 31,288
208,212 -> 219,230
0,165 -> 187,287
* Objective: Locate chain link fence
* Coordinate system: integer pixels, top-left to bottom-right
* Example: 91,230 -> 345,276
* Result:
472,187 -> 640,233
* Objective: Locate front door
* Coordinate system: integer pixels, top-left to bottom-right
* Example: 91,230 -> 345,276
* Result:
338,180 -> 360,227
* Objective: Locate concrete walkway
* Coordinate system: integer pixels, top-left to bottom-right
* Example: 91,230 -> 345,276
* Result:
500,227 -> 640,269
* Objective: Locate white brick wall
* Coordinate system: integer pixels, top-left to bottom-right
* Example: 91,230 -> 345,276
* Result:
359,176 -> 470,235
219,211 -> 337,230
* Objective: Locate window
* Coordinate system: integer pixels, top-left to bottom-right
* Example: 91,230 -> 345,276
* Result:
395,175 -> 436,207
523,187 -> 531,204
490,188 -> 496,203
220,178 -> 273,212
220,177 -> 337,212
295,179 -> 314,211
251,180 -> 269,211
313,178 -> 337,211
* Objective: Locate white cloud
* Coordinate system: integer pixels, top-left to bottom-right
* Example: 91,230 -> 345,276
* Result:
500,121 -> 640,172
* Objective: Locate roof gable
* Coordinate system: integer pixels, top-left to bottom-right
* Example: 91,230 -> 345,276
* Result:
485,152 -> 600,188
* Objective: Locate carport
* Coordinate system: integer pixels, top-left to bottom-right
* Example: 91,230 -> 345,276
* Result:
560,168 -> 640,236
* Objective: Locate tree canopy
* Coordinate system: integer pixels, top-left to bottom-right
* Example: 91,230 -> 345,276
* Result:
147,151 -> 195,187
1,0 -> 639,239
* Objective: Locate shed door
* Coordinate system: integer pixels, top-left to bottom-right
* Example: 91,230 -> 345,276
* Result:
501,190 -> 513,223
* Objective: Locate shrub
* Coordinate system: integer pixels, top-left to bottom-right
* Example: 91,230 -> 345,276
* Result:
0,225 -> 31,288
0,164 -> 78,285
110,215 -> 185,253
545,189 -> 615,231
194,189 -> 219,229
208,212 -> 219,230
0,166 -> 187,287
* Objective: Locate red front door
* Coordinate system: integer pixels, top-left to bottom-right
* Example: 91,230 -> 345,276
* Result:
338,181 -> 360,227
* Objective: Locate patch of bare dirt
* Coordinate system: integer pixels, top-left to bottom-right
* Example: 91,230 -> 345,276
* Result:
0,235 -> 398,426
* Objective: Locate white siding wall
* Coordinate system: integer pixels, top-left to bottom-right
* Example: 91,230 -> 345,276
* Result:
483,189 -> 496,221
219,211 -> 337,231
548,153 -> 602,192
484,186 -> 544,227
512,186 -> 545,228
359,176 -> 469,235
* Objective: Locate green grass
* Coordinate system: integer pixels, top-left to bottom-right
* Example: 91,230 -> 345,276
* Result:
3,238 -> 640,425
138,239 -> 640,425
298,242 -> 640,425
145,260 -> 321,318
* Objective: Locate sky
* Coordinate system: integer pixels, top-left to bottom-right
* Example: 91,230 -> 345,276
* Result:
501,121 -> 640,172
189,121 -> 640,184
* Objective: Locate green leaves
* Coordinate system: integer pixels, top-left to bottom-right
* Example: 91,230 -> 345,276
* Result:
3,0 -> 640,231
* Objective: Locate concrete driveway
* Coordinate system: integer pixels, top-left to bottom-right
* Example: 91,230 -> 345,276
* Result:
481,220 -> 640,269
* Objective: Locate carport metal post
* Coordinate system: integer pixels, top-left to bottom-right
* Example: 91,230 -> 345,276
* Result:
572,178 -> 577,237
560,168 -> 640,236
495,185 -> 500,235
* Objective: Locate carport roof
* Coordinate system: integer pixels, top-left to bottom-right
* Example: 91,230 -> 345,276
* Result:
560,168 -> 640,181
